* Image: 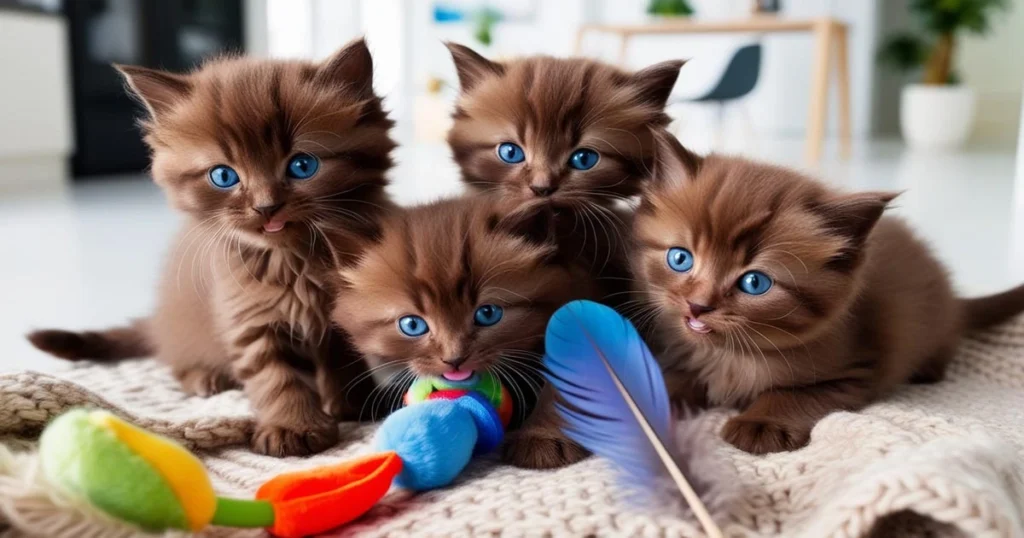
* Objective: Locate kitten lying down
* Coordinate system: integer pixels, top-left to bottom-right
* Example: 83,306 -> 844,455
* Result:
633,131 -> 1024,455
332,195 -> 600,469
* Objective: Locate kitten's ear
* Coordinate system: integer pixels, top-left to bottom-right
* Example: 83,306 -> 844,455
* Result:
114,64 -> 192,118
317,37 -> 376,99
494,202 -> 557,248
445,42 -> 505,92
818,191 -> 900,243
631,59 -> 686,107
650,128 -> 702,187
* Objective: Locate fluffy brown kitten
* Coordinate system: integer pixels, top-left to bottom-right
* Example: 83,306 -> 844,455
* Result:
446,43 -> 681,207
445,44 -> 683,305
28,39 -> 395,457
332,196 -> 598,469
632,131 -> 1024,455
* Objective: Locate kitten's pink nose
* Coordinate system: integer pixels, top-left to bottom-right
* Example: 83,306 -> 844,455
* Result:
253,203 -> 284,219
530,184 -> 556,197
442,356 -> 467,369
687,301 -> 715,318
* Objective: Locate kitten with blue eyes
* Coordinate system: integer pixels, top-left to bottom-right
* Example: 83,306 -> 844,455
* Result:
634,131 -> 1024,455
332,196 -> 599,469
445,43 -> 681,208
445,43 -> 684,307
28,39 -> 396,457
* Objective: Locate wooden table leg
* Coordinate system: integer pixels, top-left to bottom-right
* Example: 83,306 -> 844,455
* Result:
618,33 -> 631,67
806,20 -> 834,163
834,24 -> 852,159
574,28 -> 586,56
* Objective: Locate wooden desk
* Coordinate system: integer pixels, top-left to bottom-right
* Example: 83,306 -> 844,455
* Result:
575,17 -> 851,162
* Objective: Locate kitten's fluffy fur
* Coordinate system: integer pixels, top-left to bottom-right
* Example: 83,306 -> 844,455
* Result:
332,197 -> 598,469
633,132 -> 1024,454
445,44 -> 683,306
29,39 -> 395,457
445,43 -> 681,208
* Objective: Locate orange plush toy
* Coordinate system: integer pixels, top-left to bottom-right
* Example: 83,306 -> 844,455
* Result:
255,453 -> 403,537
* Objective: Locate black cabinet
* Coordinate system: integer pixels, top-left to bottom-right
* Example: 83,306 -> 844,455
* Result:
67,0 -> 244,177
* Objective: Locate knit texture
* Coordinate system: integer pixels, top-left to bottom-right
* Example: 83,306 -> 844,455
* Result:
2,316 -> 1024,538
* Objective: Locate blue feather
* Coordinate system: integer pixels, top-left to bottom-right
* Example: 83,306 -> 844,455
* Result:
543,300 -> 725,537
542,300 -> 673,488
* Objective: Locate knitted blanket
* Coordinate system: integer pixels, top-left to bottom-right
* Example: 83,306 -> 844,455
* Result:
2,317 -> 1024,538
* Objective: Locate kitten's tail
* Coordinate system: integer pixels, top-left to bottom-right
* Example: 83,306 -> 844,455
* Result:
27,319 -> 153,361
961,283 -> 1024,331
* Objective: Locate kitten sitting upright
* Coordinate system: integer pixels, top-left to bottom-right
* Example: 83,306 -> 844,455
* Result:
332,197 -> 598,469
28,39 -> 395,457
633,131 -> 1024,455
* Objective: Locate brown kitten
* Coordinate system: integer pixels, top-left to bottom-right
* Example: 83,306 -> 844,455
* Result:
632,131 -> 1024,455
444,44 -> 683,305
332,196 -> 598,469
28,39 -> 396,457
446,43 -> 681,207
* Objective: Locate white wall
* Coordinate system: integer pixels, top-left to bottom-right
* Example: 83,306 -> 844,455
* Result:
0,11 -> 73,192
410,0 -> 590,88
1012,92 -> 1024,275
957,0 -> 1024,145
261,0 -> 412,142
244,0 -> 269,57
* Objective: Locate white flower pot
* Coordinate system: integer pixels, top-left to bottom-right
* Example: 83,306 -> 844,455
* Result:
900,84 -> 976,150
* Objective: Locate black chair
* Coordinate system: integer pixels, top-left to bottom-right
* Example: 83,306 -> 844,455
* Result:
689,43 -> 762,103
671,43 -> 763,144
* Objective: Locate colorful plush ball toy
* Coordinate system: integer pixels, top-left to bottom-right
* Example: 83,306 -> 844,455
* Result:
379,371 -> 512,491
31,371 -> 514,537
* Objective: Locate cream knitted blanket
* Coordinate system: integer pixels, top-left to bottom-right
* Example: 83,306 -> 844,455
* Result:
2,317 -> 1024,538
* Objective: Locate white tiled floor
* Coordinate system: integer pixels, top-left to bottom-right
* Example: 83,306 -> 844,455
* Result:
2,138 -> 1022,374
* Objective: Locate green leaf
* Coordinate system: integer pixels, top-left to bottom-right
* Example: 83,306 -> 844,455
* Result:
473,8 -> 500,46
877,33 -> 928,72
646,0 -> 694,16
909,0 -> 1009,34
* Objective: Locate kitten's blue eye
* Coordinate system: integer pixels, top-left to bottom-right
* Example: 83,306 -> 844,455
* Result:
568,148 -> 599,170
286,153 -> 319,180
738,271 -> 773,295
398,315 -> 429,337
496,143 -> 525,164
208,165 -> 240,189
666,247 -> 694,273
473,304 -> 504,327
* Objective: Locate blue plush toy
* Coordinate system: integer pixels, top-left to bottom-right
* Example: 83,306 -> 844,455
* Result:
373,371 -> 513,491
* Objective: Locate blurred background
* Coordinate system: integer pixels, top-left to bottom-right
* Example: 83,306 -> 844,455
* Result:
1,0 -> 1022,371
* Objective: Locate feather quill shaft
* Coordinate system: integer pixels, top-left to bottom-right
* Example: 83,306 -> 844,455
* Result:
543,300 -> 722,538
594,344 -> 722,538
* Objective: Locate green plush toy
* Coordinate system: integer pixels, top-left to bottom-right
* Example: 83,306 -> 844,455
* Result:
40,409 -> 224,531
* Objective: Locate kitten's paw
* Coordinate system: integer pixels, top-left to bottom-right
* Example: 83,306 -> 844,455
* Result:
251,423 -> 339,457
502,429 -> 589,470
721,416 -> 810,454
178,368 -> 239,397
321,396 -> 352,420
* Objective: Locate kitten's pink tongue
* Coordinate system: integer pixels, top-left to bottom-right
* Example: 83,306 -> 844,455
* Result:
443,370 -> 474,381
687,317 -> 712,334
263,219 -> 286,233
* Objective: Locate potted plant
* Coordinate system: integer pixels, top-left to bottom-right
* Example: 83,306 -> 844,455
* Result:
473,7 -> 501,47
878,0 -> 1008,149
647,0 -> 694,18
